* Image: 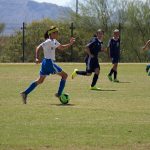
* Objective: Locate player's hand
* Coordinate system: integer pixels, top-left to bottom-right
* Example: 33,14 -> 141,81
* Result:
142,46 -> 147,51
101,47 -> 107,52
89,54 -> 94,58
35,58 -> 40,64
70,37 -> 75,45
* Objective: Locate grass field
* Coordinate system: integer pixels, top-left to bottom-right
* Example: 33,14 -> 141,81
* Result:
0,63 -> 150,150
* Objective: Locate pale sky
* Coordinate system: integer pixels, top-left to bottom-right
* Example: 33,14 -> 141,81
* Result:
34,0 -> 146,7
34,0 -> 72,6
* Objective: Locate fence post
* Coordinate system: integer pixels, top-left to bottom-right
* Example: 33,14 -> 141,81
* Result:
21,22 -> 26,62
76,0 -> 78,16
70,22 -> 75,61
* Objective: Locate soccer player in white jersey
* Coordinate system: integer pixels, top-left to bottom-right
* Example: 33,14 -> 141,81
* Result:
21,26 -> 75,104
143,40 -> 150,76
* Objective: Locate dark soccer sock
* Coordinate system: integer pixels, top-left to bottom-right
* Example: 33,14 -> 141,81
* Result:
24,81 -> 38,95
109,69 -> 114,76
91,74 -> 99,87
114,71 -> 117,80
58,79 -> 66,96
76,71 -> 87,76
146,64 -> 150,72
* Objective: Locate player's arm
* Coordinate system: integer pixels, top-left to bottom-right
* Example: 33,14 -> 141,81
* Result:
57,37 -> 75,50
100,42 -> 107,52
105,46 -> 110,57
35,44 -> 42,64
85,40 -> 95,57
143,40 -> 150,50
101,47 -> 107,52
85,46 -> 94,58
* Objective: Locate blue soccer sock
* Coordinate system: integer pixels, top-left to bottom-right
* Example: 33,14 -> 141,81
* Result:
58,79 -> 66,96
24,81 -> 38,95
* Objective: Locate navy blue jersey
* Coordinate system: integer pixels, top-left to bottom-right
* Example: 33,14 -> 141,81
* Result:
87,37 -> 102,58
108,38 -> 120,58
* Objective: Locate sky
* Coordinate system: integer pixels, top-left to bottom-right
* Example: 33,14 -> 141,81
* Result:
34,0 -> 72,6
34,0 -> 146,7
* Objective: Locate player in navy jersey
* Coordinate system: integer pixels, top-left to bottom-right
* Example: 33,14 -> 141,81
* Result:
71,29 -> 105,90
143,39 -> 150,76
20,26 -> 75,104
107,29 -> 120,82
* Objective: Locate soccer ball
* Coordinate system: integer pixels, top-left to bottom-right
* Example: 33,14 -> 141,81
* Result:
59,93 -> 70,104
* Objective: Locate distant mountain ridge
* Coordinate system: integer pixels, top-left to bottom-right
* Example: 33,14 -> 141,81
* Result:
0,0 -> 72,34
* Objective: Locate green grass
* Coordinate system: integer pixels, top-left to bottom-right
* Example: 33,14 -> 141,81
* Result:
0,63 -> 150,150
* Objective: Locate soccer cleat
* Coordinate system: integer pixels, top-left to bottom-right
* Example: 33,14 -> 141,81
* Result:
55,93 -> 60,98
71,69 -> 78,79
107,75 -> 113,81
90,86 -> 101,91
20,92 -> 27,104
113,79 -> 119,82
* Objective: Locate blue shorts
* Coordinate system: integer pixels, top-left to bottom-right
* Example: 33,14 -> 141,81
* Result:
40,58 -> 62,76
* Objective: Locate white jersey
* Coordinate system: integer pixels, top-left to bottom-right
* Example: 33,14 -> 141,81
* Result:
40,39 -> 60,60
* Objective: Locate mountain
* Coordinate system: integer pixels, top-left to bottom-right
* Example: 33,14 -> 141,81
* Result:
0,0 -> 72,34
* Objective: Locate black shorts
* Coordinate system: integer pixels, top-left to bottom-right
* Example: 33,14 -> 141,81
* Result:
85,56 -> 100,73
111,57 -> 119,64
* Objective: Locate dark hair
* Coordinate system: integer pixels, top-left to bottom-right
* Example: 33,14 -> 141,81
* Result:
93,34 -> 97,37
44,30 -> 49,40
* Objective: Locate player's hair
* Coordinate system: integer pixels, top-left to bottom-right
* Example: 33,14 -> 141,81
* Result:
44,30 -> 49,40
44,26 -> 59,40
48,26 -> 59,35
97,29 -> 104,34
113,29 -> 119,33
93,34 -> 97,37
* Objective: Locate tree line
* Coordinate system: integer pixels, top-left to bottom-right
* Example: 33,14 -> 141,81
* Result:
0,0 -> 149,62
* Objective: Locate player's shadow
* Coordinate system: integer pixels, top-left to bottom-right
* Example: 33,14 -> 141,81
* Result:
51,104 -> 75,107
91,89 -> 117,92
117,81 -> 131,83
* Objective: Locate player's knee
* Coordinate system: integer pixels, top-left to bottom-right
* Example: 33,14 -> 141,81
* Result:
95,69 -> 100,75
62,73 -> 68,80
87,73 -> 92,76
95,72 -> 100,76
36,79 -> 44,85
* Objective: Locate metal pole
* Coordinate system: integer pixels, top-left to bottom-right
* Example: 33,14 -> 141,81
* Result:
70,22 -> 75,61
22,22 -> 25,62
118,22 -> 121,41
76,0 -> 78,15
118,23 -> 121,61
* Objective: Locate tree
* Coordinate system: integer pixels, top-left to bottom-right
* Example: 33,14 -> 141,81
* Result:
0,23 -> 5,61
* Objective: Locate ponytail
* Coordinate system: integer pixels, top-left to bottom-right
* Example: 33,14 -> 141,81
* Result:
44,30 -> 49,40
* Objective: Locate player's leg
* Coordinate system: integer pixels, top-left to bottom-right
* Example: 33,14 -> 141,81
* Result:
146,64 -> 150,73
108,69 -> 113,81
108,57 -> 115,81
90,58 -> 101,90
46,61 -> 68,98
20,58 -> 49,104
72,69 -> 92,79
113,63 -> 119,82
90,67 -> 100,90
71,57 -> 92,79
56,71 -> 68,97
21,75 -> 46,104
